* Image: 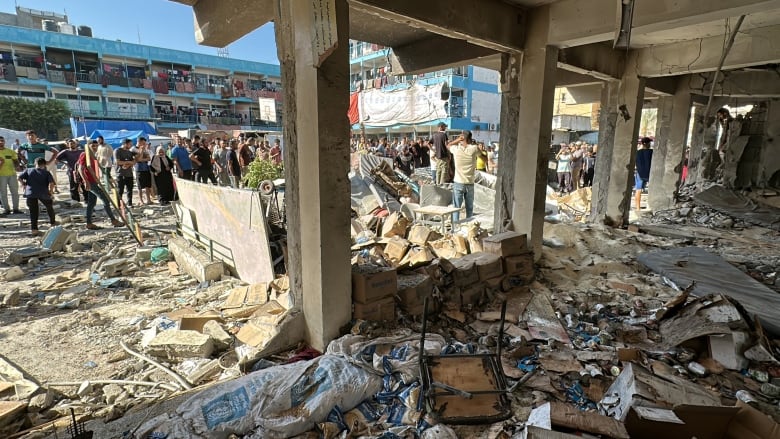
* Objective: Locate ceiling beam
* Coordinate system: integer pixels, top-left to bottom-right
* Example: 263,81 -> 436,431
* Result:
557,44 -> 625,81
636,25 -> 780,77
645,77 -> 679,96
555,69 -> 603,87
688,69 -> 780,97
347,0 -> 526,52
191,0 -> 275,47
389,36 -> 497,75
548,0 -> 780,47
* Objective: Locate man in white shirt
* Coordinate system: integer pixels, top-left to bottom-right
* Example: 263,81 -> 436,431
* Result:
447,130 -> 479,222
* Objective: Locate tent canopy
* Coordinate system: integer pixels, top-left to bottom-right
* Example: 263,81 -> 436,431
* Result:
88,129 -> 162,148
0,127 -> 27,145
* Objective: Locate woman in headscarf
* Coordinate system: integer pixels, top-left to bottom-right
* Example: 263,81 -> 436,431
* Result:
150,145 -> 177,205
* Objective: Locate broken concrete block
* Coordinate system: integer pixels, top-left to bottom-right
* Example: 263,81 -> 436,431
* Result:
65,242 -> 85,253
384,236 -> 410,262
0,266 -> 24,282
41,226 -> 76,252
3,288 -> 20,306
102,383 -> 126,405
5,247 -> 51,265
607,280 -> 638,295
135,247 -> 154,262
482,231 -> 528,257
27,391 -> 54,413
179,313 -> 223,332
168,236 -> 224,283
203,320 -> 233,351
408,225 -> 432,246
147,330 -> 214,360
100,258 -> 131,277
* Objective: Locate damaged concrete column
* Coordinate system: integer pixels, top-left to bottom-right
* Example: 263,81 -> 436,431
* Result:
275,0 -> 352,351
648,82 -> 692,211
508,10 -> 557,259
590,81 -> 618,221
493,52 -> 521,234
595,53 -> 645,226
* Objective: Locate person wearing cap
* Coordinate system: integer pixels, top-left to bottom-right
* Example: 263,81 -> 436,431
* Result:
432,122 -> 451,184
76,140 -> 124,230
17,157 -> 57,236
114,138 -> 137,207
634,137 -> 653,212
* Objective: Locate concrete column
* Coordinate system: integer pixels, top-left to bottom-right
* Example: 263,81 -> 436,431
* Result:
508,10 -> 557,259
590,81 -> 618,221
602,53 -> 645,226
275,0 -> 351,351
648,82 -> 692,211
494,52 -> 521,234
686,105 -> 705,188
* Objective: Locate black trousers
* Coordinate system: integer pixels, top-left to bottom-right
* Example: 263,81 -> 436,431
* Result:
27,197 -> 55,230
583,168 -> 595,187
67,169 -> 86,202
196,168 -> 217,185
117,175 -> 134,206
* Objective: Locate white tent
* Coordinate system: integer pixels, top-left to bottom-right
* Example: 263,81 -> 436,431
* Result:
0,127 -> 27,146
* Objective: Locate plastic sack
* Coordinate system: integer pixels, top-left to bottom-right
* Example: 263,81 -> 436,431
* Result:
150,247 -> 170,263
136,355 -> 382,439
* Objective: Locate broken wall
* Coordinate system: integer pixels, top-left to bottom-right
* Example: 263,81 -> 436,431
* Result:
175,178 -> 275,285
723,100 -> 780,188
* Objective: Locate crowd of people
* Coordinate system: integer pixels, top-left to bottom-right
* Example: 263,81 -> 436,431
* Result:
554,141 -> 597,195
0,130 -> 284,237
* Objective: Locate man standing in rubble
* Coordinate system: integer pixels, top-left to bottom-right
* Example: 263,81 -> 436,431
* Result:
171,137 -> 194,180
634,137 -> 653,212
432,122 -> 451,184
114,139 -> 137,207
448,130 -> 479,222
77,140 -> 124,230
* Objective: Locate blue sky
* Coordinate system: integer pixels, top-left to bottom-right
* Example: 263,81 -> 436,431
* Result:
2,0 -> 279,64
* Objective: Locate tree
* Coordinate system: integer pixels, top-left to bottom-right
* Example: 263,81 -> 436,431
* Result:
0,97 -> 71,138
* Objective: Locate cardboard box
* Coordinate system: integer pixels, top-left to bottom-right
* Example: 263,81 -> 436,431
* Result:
353,296 -> 396,321
462,252 -> 503,281
600,363 -> 721,422
399,247 -> 435,268
408,224 -> 432,246
449,257 -> 480,287
381,212 -> 409,238
429,238 -> 459,259
352,266 -> 397,303
483,231 -> 527,257
453,234 -> 469,254
625,401 -> 780,439
504,253 -> 535,281
460,284 -> 485,307
397,273 -> 434,313
384,237 -> 410,262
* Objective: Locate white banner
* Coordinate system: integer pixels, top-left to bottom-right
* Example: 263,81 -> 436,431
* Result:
258,97 -> 277,122
358,82 -> 447,127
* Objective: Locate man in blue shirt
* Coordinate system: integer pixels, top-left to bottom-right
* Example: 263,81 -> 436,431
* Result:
17,157 -> 56,237
171,138 -> 194,180
635,137 -> 653,212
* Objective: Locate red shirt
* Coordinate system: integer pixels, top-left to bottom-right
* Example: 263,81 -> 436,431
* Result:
77,150 -> 100,184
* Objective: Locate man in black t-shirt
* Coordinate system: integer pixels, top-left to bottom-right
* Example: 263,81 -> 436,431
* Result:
190,142 -> 215,184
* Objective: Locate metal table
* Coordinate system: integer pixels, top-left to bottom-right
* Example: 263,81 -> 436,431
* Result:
412,205 -> 461,232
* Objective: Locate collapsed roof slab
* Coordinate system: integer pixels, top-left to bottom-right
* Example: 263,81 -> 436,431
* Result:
636,25 -> 780,77
548,0 -> 780,47
347,0 -> 527,52
688,69 -> 780,98
389,35 -> 498,75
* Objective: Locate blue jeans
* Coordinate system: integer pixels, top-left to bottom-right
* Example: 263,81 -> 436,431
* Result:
86,183 -> 117,224
452,182 -> 474,222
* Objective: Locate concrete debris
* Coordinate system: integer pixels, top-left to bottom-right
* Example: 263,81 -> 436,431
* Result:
146,330 -> 215,360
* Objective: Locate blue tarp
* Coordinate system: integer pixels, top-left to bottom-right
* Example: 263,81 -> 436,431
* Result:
577,131 -> 599,144
87,130 -> 149,148
70,118 -> 156,138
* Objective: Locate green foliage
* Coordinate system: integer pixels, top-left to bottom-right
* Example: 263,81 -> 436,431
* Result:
0,97 -> 71,136
242,158 -> 284,189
